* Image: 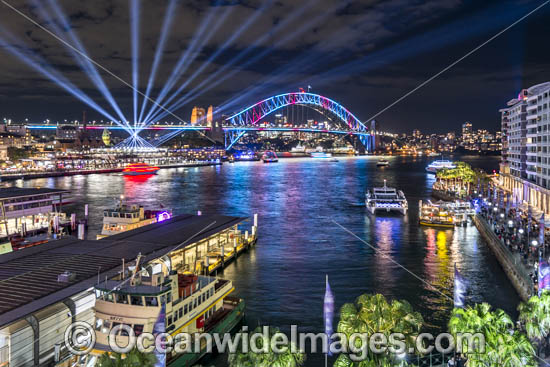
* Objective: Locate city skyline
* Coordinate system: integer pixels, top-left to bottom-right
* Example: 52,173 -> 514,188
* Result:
0,0 -> 548,134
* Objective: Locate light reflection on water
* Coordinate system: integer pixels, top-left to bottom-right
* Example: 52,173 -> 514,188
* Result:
11,155 -> 518,366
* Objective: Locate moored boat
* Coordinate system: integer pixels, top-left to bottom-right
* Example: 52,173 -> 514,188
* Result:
310,152 -> 333,159
376,159 -> 390,167
261,151 -> 279,163
366,180 -> 408,215
425,160 -> 455,174
97,201 -> 172,239
90,262 -> 244,367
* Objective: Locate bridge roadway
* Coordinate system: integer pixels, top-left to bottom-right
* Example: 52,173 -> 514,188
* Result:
24,123 -> 372,136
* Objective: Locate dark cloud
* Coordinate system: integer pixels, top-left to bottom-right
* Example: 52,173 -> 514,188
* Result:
0,0 -> 548,133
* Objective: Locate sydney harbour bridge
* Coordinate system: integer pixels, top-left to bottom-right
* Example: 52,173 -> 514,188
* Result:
23,92 -> 389,152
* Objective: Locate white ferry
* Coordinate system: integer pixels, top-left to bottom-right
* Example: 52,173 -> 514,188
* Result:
97,202 -> 172,239
376,159 -> 390,167
310,151 -> 333,159
366,180 -> 408,215
425,160 -> 456,174
90,260 -> 244,366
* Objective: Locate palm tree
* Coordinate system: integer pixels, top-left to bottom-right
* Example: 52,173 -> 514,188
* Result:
97,348 -> 157,367
518,291 -> 550,356
336,293 -> 423,366
227,326 -> 306,367
448,303 -> 536,367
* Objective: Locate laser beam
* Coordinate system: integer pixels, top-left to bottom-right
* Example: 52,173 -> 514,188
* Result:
136,0 -> 178,126
141,2 -> 223,124
0,27 -> 123,127
37,0 -> 130,129
143,0 -> 273,128
130,0 -> 140,126
148,0 -> 339,123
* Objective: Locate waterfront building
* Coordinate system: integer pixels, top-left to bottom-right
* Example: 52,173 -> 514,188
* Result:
500,82 -> 550,214
0,187 -> 70,238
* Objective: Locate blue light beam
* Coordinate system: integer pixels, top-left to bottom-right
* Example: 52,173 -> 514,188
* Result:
38,0 -> 130,129
130,0 -> 140,126
136,0 -> 178,126
0,27 -> 123,127
142,1 -> 273,128
148,0 -> 336,123
141,3 -> 222,124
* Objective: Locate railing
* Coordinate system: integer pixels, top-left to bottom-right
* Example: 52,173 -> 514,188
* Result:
409,352 -> 451,367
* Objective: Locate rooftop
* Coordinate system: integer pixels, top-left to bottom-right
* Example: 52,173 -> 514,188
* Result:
0,187 -> 69,200
0,213 -> 246,327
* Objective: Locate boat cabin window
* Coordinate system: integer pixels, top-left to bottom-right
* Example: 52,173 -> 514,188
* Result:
130,295 -> 143,306
160,295 -> 166,305
145,296 -> 158,307
184,304 -> 188,315
103,292 -> 114,303
167,293 -> 172,303
167,316 -> 173,325
178,308 -> 183,318
116,293 -> 129,304
133,324 -> 144,336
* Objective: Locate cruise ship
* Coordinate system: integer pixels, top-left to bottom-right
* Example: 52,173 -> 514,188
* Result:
90,262 -> 244,366
365,180 -> 408,215
425,160 -> 455,174
97,202 -> 172,239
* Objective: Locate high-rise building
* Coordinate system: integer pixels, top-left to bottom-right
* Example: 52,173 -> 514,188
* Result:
190,106 -> 206,125
462,122 -> 472,136
499,82 -> 550,214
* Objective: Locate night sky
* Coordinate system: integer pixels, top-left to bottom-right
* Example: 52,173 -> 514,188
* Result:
0,0 -> 549,134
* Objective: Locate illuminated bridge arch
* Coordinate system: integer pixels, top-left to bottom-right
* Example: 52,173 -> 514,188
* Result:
226,92 -> 368,132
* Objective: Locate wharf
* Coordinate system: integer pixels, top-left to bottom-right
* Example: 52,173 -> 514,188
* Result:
473,214 -> 534,301
0,161 -> 220,181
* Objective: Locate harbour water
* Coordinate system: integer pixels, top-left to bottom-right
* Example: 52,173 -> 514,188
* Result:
12,155 -> 518,366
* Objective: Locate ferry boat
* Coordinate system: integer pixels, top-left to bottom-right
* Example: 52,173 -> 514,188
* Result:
122,162 -> 160,176
425,160 -> 455,174
311,152 -> 333,159
428,151 -> 441,157
366,180 -> 408,215
418,200 -> 455,227
262,151 -> 279,163
90,262 -> 244,366
376,159 -> 390,167
97,202 -> 172,239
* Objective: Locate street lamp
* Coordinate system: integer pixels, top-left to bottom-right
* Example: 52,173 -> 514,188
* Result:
532,240 -> 539,247
519,229 -> 524,234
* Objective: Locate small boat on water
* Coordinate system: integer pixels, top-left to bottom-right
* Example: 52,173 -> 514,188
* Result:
122,162 -> 160,176
425,160 -> 455,174
366,180 -> 408,215
376,159 -> 390,167
262,150 -> 279,163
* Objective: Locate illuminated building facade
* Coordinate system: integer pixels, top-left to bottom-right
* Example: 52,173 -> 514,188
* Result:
500,82 -> 550,215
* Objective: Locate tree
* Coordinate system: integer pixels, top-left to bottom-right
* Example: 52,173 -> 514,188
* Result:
518,291 -> 550,356
97,348 -> 157,367
228,326 -> 306,367
334,293 -> 423,366
448,303 -> 536,367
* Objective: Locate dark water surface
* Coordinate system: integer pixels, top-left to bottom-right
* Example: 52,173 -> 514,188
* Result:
13,155 -> 518,366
